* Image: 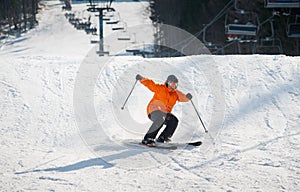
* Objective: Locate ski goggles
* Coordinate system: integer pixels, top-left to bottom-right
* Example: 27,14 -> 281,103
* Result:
167,81 -> 178,89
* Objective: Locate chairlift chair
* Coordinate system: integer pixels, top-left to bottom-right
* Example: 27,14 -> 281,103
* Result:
102,17 -> 110,21
126,44 -> 142,55
112,21 -> 126,31
106,20 -> 119,25
255,37 -> 283,53
225,10 -> 259,36
117,31 -> 131,40
87,6 -> 98,13
103,10 -> 115,21
106,12 -> 120,24
287,15 -> 300,37
287,23 -> 300,37
112,26 -> 125,31
103,9 -> 115,17
265,0 -> 300,8
226,24 -> 258,36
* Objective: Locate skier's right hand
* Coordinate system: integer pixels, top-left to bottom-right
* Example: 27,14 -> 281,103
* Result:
186,93 -> 192,100
136,74 -> 143,81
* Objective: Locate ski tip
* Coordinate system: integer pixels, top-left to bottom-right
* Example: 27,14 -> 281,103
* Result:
187,141 -> 202,146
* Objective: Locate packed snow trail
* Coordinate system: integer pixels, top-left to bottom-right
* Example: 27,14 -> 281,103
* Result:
0,1 -> 300,191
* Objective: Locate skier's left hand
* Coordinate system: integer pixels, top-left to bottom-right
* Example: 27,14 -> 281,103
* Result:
186,93 -> 192,100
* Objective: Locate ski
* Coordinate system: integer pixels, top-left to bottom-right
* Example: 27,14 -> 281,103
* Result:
123,140 -> 202,150
187,141 -> 202,146
140,143 -> 177,150
160,140 -> 202,148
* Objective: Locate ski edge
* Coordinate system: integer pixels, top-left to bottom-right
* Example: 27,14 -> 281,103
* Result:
139,143 -> 177,150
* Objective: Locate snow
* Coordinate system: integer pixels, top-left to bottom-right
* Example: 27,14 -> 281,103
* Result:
1,0 -> 300,191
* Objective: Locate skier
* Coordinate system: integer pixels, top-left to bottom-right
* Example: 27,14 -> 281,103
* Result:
136,74 -> 193,146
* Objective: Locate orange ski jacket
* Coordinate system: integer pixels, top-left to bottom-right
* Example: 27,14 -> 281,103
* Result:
140,77 -> 189,115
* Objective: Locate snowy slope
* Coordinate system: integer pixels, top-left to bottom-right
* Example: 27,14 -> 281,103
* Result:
0,1 -> 300,191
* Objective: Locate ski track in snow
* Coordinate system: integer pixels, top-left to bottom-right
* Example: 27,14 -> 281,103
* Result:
0,1 -> 300,191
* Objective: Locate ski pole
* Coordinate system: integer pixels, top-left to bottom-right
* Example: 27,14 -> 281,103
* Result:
190,99 -> 208,133
121,79 -> 138,110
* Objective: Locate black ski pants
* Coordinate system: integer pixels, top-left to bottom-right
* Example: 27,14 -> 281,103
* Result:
143,110 -> 178,141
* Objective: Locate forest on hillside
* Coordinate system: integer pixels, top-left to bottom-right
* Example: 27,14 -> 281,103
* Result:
0,0 -> 39,37
150,0 -> 300,56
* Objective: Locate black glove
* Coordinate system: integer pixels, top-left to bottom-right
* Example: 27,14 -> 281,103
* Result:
186,93 -> 192,100
136,74 -> 142,81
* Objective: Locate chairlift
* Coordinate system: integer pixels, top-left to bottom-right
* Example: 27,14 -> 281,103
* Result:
287,15 -> 300,37
112,21 -> 126,31
117,31 -> 131,40
126,44 -> 152,57
102,10 -> 115,21
205,42 -> 224,54
103,9 -> 115,16
265,0 -> 300,8
112,26 -> 125,31
106,20 -> 119,25
102,17 -> 110,21
287,24 -> 300,37
254,18 -> 283,53
200,26 -> 224,54
225,10 -> 259,36
106,12 -> 120,24
87,6 -> 98,13
90,39 -> 99,44
226,24 -> 257,35
126,45 -> 142,54
255,37 -> 283,54
238,39 -> 257,43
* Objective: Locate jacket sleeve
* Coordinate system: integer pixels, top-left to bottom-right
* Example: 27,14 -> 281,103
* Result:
176,90 -> 190,102
140,77 -> 159,92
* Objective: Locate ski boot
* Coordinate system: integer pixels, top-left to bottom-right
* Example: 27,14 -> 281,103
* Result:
141,138 -> 156,146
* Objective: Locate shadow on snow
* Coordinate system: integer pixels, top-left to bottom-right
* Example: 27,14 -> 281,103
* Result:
15,146 -> 168,174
